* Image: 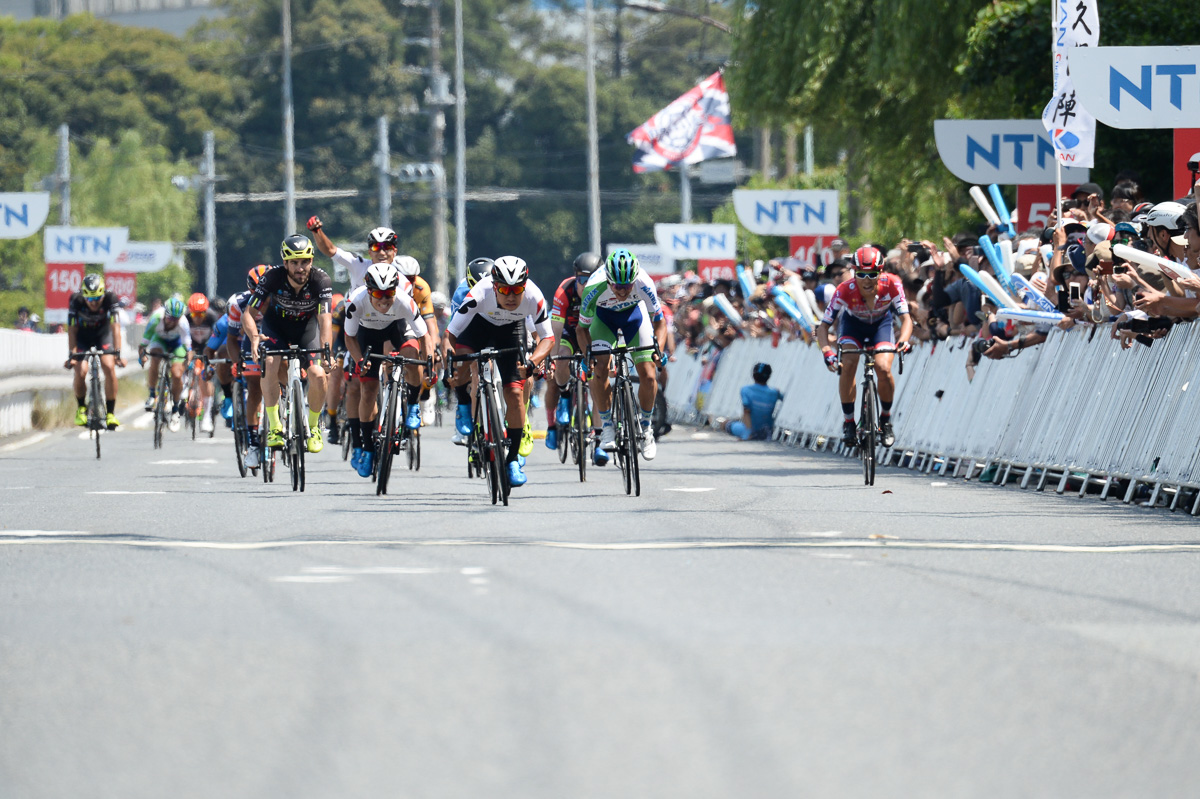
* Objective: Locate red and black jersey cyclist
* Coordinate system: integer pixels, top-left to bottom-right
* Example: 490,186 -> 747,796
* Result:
543,252 -> 601,453
240,234 -> 334,454
446,256 -> 556,489
64,274 -> 126,430
816,245 -> 913,449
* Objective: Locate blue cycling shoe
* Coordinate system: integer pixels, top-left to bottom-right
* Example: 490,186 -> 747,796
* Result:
455,404 -> 472,435
545,427 -> 558,449
356,450 -> 374,478
555,396 -> 571,425
507,460 -> 527,487
593,446 -> 609,467
351,447 -> 363,471
405,403 -> 422,430
221,397 -> 233,420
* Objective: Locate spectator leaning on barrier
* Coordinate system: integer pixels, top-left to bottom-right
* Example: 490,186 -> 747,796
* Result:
723,362 -> 783,441
15,306 -> 40,332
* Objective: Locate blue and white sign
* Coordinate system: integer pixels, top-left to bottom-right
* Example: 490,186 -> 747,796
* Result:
43,226 -> 129,265
109,241 -> 174,273
934,120 -> 1090,184
1070,46 -> 1200,129
606,243 -> 675,276
0,192 -> 51,240
732,190 -> 838,236
653,224 -> 737,260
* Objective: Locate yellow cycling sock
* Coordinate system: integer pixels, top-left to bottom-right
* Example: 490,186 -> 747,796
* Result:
308,408 -> 321,428
265,404 -> 281,430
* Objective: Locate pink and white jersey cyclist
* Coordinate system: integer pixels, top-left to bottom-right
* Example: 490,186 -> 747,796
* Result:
821,248 -> 909,350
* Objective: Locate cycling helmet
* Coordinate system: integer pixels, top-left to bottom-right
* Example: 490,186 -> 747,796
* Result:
573,252 -> 602,276
853,246 -> 884,270
331,292 -> 345,309
466,257 -> 494,288
164,296 -> 186,318
187,292 -> 209,315
605,248 -> 639,285
364,261 -> 401,293
752,362 -> 772,382
430,291 -> 449,308
1145,201 -> 1187,232
247,264 -> 270,290
81,273 -> 105,299
393,255 -> 420,277
367,227 -> 398,249
492,255 -> 529,286
281,234 -> 314,260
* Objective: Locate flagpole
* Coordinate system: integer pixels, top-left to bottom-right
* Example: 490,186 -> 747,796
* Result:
585,0 -> 601,254
1052,0 -> 1062,231
680,163 -> 692,223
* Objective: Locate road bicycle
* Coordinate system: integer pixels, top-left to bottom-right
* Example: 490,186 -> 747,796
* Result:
142,350 -> 177,450
68,347 -> 108,459
837,345 -> 902,487
367,350 -> 431,495
210,357 -> 256,477
599,342 -> 658,497
260,344 -> 326,492
549,353 -> 592,482
450,346 -> 521,506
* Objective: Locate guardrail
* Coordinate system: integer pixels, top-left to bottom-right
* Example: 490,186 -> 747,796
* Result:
665,324 -> 1200,514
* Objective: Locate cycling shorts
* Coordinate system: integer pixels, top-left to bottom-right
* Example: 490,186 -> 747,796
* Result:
557,325 -> 580,355
261,316 -> 321,369
76,326 -> 115,353
837,314 -> 894,351
146,335 -> 188,363
355,322 -> 418,381
587,305 -> 654,364
452,315 -> 524,387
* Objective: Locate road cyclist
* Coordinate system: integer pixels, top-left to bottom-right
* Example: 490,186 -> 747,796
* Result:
139,295 -> 193,432
64,273 -> 126,431
240,234 -> 334,455
815,245 -> 913,449
224,265 -> 271,469
576,248 -> 669,461
186,292 -> 223,434
445,258 -> 494,444
446,256 -> 556,488
545,252 -> 605,465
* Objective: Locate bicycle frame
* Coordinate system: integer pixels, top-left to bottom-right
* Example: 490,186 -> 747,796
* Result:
69,348 -> 107,459
597,342 -> 658,497
451,346 -> 522,506
368,350 -> 431,494
837,345 -> 902,486
260,346 -> 324,492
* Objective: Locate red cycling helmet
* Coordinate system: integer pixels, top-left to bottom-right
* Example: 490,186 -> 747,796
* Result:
187,292 -> 209,315
247,264 -> 270,290
852,246 -> 884,271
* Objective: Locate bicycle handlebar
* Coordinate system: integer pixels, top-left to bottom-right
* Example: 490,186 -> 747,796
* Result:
68,348 -> 108,360
367,352 -> 431,368
449,346 -> 524,363
837,345 -> 905,375
259,346 -> 327,358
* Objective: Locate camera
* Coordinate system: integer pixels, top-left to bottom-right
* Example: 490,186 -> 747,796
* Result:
970,337 -> 993,364
906,243 -> 923,253
1116,316 -> 1172,335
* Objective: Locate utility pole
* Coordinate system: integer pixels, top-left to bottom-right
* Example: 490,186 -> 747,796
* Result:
453,0 -> 466,285
804,125 -> 814,175
680,163 -> 691,223
784,125 -> 797,177
56,124 -> 70,224
282,0 -> 297,235
377,116 -> 391,228
429,0 -> 449,294
203,131 -> 217,298
585,0 -> 601,254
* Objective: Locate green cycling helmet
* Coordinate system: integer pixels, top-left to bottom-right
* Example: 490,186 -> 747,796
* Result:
164,296 -> 186,318
605,248 -> 639,285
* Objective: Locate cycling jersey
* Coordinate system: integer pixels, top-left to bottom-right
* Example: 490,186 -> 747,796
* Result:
142,308 -> 191,348
248,265 -> 333,324
68,291 -> 119,350
578,269 -> 664,326
188,308 -> 221,350
206,314 -> 229,352
407,274 -> 436,321
330,247 -> 372,291
820,274 -> 908,325
447,277 -> 553,339
551,276 -> 584,329
450,278 -> 470,316
343,284 -> 428,338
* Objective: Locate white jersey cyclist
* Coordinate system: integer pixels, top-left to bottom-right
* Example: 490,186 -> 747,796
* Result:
447,276 -> 553,339
343,282 -> 428,339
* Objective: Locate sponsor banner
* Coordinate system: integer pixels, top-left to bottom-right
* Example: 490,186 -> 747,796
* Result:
653,223 -> 737,260
697,260 -> 736,283
934,120 -> 1090,184
43,226 -> 129,265
1016,184 -> 1079,233
732,189 -> 838,236
1175,129 -> 1200,198
605,243 -> 675,276
45,262 -> 85,325
0,192 -> 51,240
105,272 -> 138,308
789,235 -> 832,270
109,241 -> 173,273
1070,46 -> 1200,129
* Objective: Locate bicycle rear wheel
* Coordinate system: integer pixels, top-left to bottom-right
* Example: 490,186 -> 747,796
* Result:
860,378 -> 878,486
291,382 -> 307,492
232,388 -> 247,477
625,384 -> 641,497
574,377 -> 588,482
89,366 -> 104,460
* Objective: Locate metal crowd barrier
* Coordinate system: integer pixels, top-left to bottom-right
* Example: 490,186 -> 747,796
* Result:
664,324 -> 1200,514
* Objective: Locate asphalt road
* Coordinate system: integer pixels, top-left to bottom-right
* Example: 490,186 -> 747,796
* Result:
2,413 -> 1199,798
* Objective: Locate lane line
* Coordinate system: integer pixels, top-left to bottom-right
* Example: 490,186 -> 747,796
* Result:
0,433 -> 51,452
87,491 -> 167,495
131,413 -> 154,430
2,535 -> 1200,555
664,487 -> 715,493
150,459 -> 218,465
273,575 -> 353,584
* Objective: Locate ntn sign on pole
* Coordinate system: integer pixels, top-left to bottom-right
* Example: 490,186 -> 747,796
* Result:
0,192 -> 51,240
934,120 -> 1089,184
43,226 -> 129,265
732,190 -> 838,236
44,262 -> 84,325
653,223 -> 737,260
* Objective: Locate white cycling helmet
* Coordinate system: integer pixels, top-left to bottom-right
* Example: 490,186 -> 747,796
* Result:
429,290 -> 449,308
393,255 -> 420,277
1145,202 -> 1187,231
367,227 -> 398,248
364,261 -> 401,292
492,255 -> 528,286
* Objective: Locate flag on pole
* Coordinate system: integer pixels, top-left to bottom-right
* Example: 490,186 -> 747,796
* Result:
1041,0 -> 1099,168
627,71 -> 736,173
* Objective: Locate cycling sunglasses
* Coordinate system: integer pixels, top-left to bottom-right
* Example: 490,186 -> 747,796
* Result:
855,270 -> 881,280
368,242 -> 396,253
367,288 -> 396,300
494,282 -> 526,296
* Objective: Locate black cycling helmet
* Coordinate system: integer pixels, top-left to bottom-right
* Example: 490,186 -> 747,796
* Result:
573,252 -> 602,277
466,257 -> 494,288
752,362 -> 772,382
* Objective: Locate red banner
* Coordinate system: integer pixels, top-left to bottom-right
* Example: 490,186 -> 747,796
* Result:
105,271 -> 137,308
788,235 -> 834,269
1016,184 -> 1079,233
44,263 -> 84,325
1174,129 -> 1200,199
697,259 -> 736,283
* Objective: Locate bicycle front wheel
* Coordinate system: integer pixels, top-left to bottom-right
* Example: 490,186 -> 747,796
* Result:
574,377 -> 588,482
291,381 -> 306,492
861,378 -> 878,486
232,389 -> 247,477
488,383 -> 510,505
377,381 -> 399,495
624,383 -> 641,497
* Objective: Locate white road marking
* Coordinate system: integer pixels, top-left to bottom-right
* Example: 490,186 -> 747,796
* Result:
273,575 -> 353,584
460,567 -> 488,575
131,413 -> 154,429
150,459 -> 218,465
469,577 -> 489,585
931,482 -> 948,487
4,535 -> 1200,556
303,566 -> 441,575
87,491 -> 167,495
0,530 -> 92,537
690,433 -> 711,440
664,487 -> 715,493
0,433 -> 51,452
1,486 -> 32,490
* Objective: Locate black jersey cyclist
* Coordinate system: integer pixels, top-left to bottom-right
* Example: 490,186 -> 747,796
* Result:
64,274 -> 126,429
